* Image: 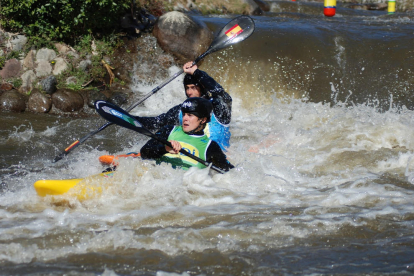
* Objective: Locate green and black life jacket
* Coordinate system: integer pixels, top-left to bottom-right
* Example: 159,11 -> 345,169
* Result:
158,126 -> 211,169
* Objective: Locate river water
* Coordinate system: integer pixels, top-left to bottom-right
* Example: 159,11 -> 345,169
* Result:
1,2 -> 414,275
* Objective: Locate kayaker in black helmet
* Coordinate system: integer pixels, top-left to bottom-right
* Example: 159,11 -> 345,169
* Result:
140,97 -> 234,172
135,61 -> 232,151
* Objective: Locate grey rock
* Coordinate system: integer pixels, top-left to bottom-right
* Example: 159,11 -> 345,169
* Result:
41,75 -> 57,94
66,76 -> 78,85
66,51 -> 80,60
20,70 -> 36,93
78,59 -> 92,72
52,57 -> 68,75
9,35 -> 28,51
36,60 -> 53,77
36,48 -> 57,61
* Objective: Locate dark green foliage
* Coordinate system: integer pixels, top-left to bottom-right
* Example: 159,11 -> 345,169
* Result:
25,36 -> 57,52
0,56 -> 6,69
0,0 -> 131,44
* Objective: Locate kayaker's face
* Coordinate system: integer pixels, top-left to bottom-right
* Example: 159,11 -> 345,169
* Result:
185,84 -> 201,98
182,113 -> 206,132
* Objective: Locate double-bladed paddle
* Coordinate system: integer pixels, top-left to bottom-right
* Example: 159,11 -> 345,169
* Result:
53,15 -> 255,162
94,100 -> 226,174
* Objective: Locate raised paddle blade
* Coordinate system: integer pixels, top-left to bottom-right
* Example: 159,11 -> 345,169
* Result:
94,100 -> 154,137
52,16 -> 254,163
194,15 -> 255,63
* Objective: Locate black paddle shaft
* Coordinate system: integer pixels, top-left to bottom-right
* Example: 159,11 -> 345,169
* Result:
95,100 -> 226,174
52,15 -> 255,163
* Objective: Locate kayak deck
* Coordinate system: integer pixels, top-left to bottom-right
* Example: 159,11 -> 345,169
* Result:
34,171 -> 114,201
35,152 -> 141,201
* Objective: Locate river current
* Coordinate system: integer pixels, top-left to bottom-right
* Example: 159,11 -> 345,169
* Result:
1,2 -> 414,275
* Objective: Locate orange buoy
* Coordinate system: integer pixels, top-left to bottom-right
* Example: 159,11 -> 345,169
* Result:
388,0 -> 396,14
324,0 -> 336,17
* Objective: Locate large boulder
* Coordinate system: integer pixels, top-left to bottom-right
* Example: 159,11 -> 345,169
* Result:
0,90 -> 27,112
241,0 -> 264,15
0,59 -> 22,79
52,89 -> 85,112
28,90 -> 52,113
152,11 -> 213,64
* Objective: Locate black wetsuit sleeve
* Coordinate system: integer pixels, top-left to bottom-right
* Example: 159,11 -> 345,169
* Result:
140,126 -> 174,159
206,141 -> 235,172
134,105 -> 181,132
193,69 -> 232,125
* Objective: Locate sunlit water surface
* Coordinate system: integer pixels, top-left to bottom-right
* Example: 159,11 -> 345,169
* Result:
1,5 -> 414,275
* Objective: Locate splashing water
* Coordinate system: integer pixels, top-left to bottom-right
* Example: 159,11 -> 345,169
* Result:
2,10 -> 414,275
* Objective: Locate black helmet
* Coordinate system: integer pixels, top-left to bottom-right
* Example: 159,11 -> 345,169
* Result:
183,74 -> 205,97
181,97 -> 212,123
183,74 -> 200,87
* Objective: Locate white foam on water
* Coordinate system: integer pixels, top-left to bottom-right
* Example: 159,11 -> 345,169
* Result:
39,126 -> 58,137
156,271 -> 191,276
7,124 -> 35,143
1,68 -> 414,265
130,65 -> 187,117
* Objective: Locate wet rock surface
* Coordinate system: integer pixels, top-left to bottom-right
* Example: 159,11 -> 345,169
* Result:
51,89 -> 85,113
0,90 -> 28,112
28,90 -> 52,113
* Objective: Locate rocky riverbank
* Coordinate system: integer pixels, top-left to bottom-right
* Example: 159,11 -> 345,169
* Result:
0,34 -> 144,115
0,0 -> 271,115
